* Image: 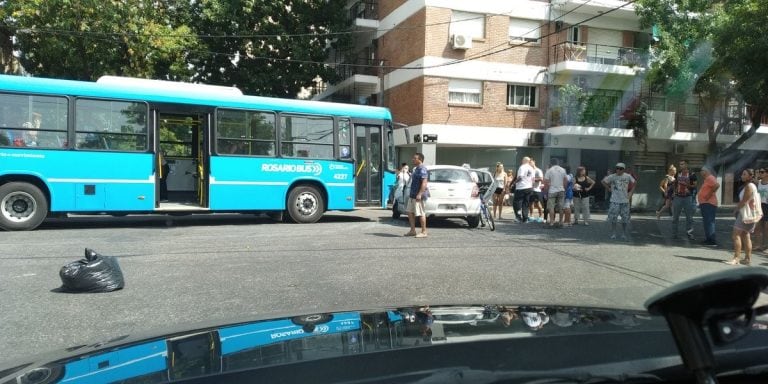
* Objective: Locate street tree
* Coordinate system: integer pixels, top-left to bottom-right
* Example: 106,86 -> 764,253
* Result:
5,0 -> 199,80
635,0 -> 768,165
186,0 -> 349,97
0,1 -> 22,74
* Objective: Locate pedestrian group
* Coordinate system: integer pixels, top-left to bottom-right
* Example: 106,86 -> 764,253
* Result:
397,153 -> 766,264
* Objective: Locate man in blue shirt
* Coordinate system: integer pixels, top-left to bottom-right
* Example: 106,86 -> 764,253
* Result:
406,152 -> 429,238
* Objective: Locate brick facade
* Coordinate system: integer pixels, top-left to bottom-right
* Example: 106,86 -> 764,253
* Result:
378,8 -> 426,69
378,0 -> 408,20
382,5 -> 548,129
424,8 -> 549,66
385,77 -> 424,126
386,76 -> 546,129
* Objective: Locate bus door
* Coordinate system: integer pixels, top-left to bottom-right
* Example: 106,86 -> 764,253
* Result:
156,112 -> 209,207
353,124 -> 382,206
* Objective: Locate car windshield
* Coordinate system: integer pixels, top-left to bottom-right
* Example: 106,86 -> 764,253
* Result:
429,169 -> 471,183
3,1 -> 768,383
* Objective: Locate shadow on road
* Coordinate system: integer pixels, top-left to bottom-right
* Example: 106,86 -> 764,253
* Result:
489,215 -> 741,249
673,255 -> 726,263
37,212 -> 371,231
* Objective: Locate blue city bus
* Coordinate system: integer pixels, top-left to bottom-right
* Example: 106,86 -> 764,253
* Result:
0,75 -> 396,230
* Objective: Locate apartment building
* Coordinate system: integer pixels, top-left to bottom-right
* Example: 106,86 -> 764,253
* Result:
314,0 -> 768,206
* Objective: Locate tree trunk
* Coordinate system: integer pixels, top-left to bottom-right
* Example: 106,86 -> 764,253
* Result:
711,106 -> 764,167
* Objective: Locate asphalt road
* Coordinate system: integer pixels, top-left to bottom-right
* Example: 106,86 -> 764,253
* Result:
0,207 -> 764,363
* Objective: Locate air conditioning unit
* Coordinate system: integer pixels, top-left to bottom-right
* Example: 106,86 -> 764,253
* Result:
673,143 -> 686,154
528,132 -> 551,147
452,34 -> 472,50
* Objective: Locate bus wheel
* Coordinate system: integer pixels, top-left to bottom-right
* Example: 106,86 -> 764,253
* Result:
287,185 -> 324,223
0,182 -> 49,231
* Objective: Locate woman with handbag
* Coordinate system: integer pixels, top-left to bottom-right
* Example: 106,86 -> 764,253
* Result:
726,169 -> 763,265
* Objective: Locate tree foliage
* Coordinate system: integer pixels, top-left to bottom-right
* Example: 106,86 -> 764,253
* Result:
186,0 -> 349,97
1,0 -> 348,97
6,0 -> 198,80
635,0 -> 768,163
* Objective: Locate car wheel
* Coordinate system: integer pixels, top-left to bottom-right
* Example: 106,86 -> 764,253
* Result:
0,182 -> 48,231
466,215 -> 480,228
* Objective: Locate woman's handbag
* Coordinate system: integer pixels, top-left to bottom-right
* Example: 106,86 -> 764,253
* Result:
740,184 -> 763,224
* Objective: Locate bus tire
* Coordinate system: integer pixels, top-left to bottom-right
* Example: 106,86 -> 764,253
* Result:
287,185 -> 324,224
0,182 -> 49,231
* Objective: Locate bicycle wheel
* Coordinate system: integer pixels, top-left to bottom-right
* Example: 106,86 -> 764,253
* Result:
486,208 -> 495,231
479,204 -> 489,228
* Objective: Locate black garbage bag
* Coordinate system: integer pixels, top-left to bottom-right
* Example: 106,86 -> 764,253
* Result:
59,248 -> 125,293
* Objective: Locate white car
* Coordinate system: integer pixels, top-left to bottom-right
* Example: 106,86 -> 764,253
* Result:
392,165 -> 482,227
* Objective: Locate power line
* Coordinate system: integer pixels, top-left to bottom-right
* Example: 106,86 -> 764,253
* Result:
188,0 -> 638,72
14,7 -> 523,40
434,0 -> 638,70
14,0 -> 638,73
460,0 -> 596,63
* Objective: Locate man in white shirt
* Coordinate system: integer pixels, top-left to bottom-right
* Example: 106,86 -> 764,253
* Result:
544,158 -> 568,227
513,157 -> 535,223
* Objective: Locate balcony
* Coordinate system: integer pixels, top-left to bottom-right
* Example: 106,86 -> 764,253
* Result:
348,0 -> 378,30
550,42 -> 649,75
311,58 -> 382,104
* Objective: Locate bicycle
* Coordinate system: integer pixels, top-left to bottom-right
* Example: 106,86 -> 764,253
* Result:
478,186 -> 495,231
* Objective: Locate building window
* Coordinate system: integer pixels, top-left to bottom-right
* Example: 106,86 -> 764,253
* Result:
570,26 -> 580,43
450,11 -> 485,39
508,18 -> 541,43
448,79 -> 483,105
507,85 -> 538,108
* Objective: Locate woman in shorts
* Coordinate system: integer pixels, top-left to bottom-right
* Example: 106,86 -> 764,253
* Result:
493,163 -> 509,220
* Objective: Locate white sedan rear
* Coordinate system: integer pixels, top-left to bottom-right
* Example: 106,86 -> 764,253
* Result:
392,165 -> 482,227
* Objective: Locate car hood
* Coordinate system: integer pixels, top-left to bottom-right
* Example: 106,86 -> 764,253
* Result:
4,301 -> 768,384
0,304 -> 669,384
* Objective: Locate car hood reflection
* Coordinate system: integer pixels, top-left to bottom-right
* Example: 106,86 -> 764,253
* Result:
0,304 -> 672,384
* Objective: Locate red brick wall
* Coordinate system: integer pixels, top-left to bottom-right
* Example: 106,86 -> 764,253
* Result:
379,0 -> 409,20
425,9 -> 548,66
379,8 -> 426,69
420,77 -> 544,128
385,77 -> 425,126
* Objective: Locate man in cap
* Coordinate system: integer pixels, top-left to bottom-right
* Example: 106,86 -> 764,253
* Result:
602,162 -> 636,240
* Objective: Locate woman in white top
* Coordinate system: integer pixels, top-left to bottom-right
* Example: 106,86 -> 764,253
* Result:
493,163 -> 508,220
726,169 -> 761,265
395,163 -> 410,203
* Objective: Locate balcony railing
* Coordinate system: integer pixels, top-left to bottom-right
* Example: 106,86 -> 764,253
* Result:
552,42 -> 649,68
349,0 -> 377,22
334,58 -> 382,80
